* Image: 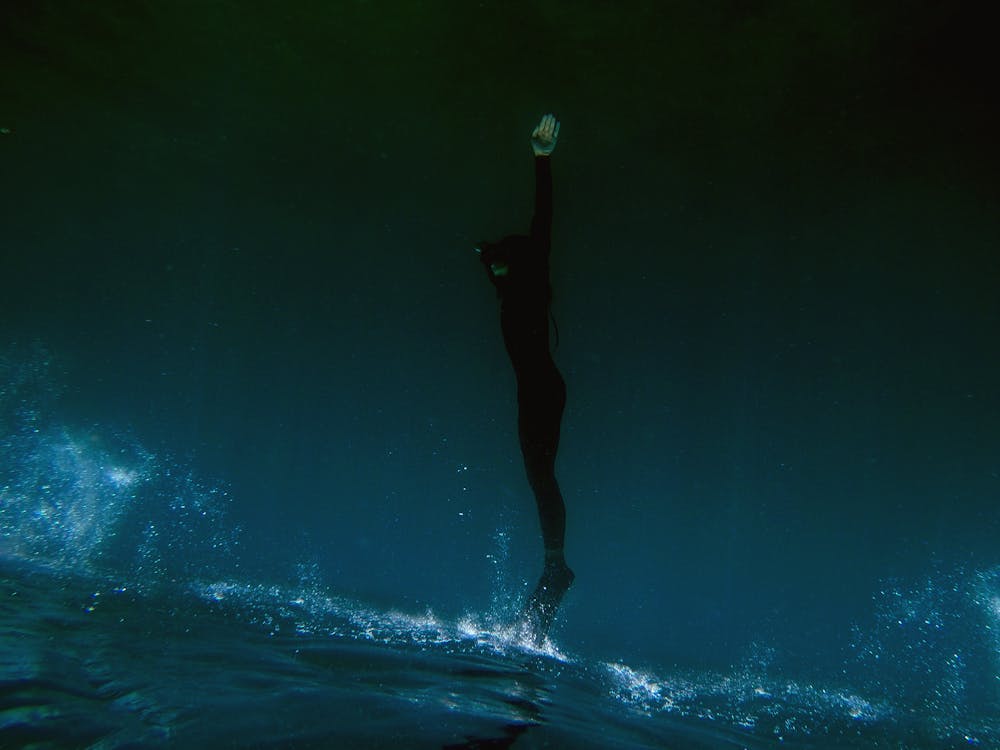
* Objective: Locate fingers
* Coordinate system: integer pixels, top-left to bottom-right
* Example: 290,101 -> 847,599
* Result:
535,113 -> 560,141
540,113 -> 554,137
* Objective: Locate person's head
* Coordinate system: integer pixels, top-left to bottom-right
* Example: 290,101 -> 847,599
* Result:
475,236 -> 527,278
475,240 -> 507,277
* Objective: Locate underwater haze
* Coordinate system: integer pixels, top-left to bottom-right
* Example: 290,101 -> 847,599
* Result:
2,1 -> 998,747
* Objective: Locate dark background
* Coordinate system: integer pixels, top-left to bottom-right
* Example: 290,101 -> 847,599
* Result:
3,0 -> 998,672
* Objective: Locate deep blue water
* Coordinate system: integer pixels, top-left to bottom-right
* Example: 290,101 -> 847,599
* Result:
2,351 -> 999,748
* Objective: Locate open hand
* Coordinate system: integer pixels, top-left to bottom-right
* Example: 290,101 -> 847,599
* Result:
530,114 -> 560,156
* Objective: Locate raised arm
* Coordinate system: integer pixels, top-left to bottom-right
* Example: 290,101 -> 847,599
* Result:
530,114 -> 559,245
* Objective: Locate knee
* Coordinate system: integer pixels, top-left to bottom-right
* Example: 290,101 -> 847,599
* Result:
525,461 -> 559,492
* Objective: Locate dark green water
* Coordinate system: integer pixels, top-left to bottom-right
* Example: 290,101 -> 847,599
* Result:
2,2 -> 998,747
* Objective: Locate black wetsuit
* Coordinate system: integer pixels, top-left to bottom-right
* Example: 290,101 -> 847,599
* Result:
479,156 -> 566,553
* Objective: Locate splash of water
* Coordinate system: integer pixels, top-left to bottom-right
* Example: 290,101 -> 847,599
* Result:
848,565 -> 1000,744
0,344 -> 238,585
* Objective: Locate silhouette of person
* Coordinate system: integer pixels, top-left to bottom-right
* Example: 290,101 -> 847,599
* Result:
475,114 -> 574,639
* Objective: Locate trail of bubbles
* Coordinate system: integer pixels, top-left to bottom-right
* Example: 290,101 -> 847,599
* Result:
191,575 -> 571,663
603,659 -> 885,739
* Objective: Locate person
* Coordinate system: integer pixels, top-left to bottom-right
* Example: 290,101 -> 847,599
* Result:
475,114 -> 574,640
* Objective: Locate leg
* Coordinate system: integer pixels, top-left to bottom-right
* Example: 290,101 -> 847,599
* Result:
520,433 -> 566,552
516,369 -> 574,639
517,368 -> 567,552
